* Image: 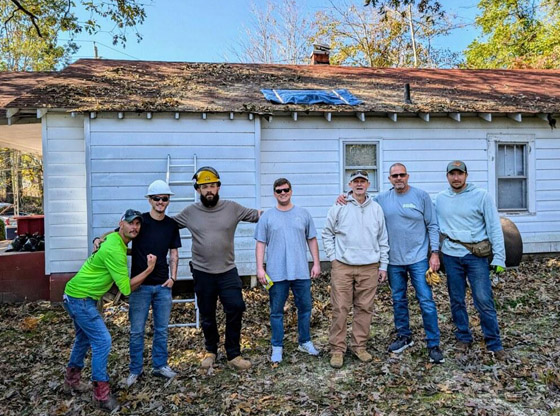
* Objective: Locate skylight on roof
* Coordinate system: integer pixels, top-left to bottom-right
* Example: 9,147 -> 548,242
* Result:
261,89 -> 362,106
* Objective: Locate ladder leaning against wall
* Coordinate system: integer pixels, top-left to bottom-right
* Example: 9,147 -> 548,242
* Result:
166,154 -> 200,328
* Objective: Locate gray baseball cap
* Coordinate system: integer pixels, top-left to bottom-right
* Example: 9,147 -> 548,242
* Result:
446,160 -> 467,173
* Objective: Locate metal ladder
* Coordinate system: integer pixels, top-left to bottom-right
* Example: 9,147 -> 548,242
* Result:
166,154 -> 200,328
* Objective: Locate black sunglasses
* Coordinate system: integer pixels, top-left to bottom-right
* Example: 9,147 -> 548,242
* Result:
151,196 -> 169,202
274,188 -> 291,194
390,173 -> 407,178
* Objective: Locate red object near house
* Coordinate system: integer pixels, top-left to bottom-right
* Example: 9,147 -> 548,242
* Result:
15,215 -> 44,235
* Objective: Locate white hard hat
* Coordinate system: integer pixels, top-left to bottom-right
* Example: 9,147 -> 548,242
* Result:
145,180 -> 175,197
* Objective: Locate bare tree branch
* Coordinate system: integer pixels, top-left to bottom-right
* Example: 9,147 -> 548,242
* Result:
8,0 -> 43,37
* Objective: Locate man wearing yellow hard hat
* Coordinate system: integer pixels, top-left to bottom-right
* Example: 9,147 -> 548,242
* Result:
174,167 -> 261,370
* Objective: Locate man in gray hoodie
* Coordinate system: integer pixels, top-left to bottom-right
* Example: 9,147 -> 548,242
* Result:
322,170 -> 389,368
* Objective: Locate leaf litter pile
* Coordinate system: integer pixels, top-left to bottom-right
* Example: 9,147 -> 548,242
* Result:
1,257 -> 559,416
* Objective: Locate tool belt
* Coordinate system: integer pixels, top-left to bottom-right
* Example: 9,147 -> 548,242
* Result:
442,234 -> 492,258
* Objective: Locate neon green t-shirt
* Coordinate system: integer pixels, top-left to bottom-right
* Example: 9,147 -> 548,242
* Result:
64,232 -> 132,300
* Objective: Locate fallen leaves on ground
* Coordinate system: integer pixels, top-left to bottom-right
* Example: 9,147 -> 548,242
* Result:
1,257 -> 559,415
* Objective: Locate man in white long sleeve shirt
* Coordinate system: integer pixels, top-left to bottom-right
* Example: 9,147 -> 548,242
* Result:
322,170 -> 389,368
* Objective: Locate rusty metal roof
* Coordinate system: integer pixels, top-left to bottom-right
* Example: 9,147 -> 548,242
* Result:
4,59 -> 560,114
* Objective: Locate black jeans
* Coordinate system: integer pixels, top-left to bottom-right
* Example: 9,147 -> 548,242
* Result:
192,267 -> 246,360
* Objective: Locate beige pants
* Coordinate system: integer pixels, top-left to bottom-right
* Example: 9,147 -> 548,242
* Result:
329,260 -> 379,353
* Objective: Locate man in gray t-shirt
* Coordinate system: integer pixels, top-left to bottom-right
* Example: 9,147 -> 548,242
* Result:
254,178 -> 321,363
376,163 -> 443,364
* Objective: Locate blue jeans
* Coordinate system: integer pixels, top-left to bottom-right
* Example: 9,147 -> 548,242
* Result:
63,295 -> 111,382
129,285 -> 173,375
388,259 -> 440,348
443,253 -> 503,351
269,279 -> 312,347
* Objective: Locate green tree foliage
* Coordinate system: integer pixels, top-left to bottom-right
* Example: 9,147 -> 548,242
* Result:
0,0 -> 147,70
311,0 -> 458,67
464,0 -> 560,68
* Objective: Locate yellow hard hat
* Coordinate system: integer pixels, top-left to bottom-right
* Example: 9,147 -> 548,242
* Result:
193,166 -> 221,189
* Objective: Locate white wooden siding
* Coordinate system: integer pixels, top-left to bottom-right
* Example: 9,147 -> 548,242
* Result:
44,113 -> 87,274
88,113 -> 259,276
261,116 -> 560,257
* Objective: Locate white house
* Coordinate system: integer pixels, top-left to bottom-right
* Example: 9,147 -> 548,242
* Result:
3,57 -> 560,297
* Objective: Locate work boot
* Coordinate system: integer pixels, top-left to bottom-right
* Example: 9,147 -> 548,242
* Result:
351,348 -> 373,362
93,381 -> 120,412
200,352 -> 217,370
493,349 -> 508,361
455,341 -> 472,352
228,356 -> 252,370
63,367 -> 90,394
330,352 -> 344,368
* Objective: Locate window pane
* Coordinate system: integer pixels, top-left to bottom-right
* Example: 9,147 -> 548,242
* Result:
497,144 -> 525,176
345,144 -> 376,167
498,178 -> 526,210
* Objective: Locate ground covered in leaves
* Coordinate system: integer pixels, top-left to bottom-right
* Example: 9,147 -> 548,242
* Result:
1,257 -> 559,416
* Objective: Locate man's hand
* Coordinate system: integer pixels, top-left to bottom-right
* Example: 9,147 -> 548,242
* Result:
161,277 -> 175,288
378,270 -> 387,283
147,254 -> 157,270
92,237 -> 105,253
429,252 -> 440,272
257,268 -> 267,285
311,264 -> 321,279
336,193 -> 348,206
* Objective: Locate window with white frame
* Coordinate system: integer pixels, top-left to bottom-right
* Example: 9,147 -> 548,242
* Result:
342,141 -> 379,192
488,134 -> 535,214
496,143 -> 527,210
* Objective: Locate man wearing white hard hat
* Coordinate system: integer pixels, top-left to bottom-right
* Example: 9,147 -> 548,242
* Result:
126,180 -> 181,386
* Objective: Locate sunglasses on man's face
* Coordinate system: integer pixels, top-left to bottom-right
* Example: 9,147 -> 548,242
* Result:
390,173 -> 407,178
151,196 -> 169,202
274,188 -> 291,194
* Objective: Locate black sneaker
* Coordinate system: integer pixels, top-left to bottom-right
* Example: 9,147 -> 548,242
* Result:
428,346 -> 445,364
388,336 -> 414,353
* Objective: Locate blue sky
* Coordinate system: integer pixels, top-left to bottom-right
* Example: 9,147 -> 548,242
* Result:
65,0 -> 481,63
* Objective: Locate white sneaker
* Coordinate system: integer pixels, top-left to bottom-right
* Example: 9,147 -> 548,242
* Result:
298,341 -> 320,356
271,346 -> 283,363
152,365 -> 177,379
126,373 -> 140,387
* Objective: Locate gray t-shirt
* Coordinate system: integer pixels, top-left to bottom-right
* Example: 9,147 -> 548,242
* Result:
173,199 -> 260,274
376,186 -> 439,266
254,206 -> 317,282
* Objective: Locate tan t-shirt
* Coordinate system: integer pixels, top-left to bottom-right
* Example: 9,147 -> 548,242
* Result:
173,199 -> 260,274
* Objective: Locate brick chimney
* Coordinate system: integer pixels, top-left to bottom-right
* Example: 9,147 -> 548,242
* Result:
311,43 -> 330,65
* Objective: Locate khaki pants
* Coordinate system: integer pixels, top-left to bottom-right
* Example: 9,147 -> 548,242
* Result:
329,260 -> 379,353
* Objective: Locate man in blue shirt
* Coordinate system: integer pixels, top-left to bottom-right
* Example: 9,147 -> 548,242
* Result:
377,163 -> 444,364
435,161 -> 506,361
255,178 -> 321,363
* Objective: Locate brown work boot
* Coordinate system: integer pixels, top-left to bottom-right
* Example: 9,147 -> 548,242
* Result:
93,381 -> 120,412
330,352 -> 344,368
455,341 -> 472,352
63,367 -> 90,394
351,348 -> 373,362
200,352 -> 217,370
493,349 -> 508,361
228,356 -> 252,370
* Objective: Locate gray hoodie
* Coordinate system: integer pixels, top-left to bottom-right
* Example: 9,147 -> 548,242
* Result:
322,194 -> 389,270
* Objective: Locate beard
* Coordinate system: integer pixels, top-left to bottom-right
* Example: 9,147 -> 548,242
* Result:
200,192 -> 220,207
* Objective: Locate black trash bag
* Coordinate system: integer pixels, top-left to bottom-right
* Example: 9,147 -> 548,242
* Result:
23,234 -> 40,252
36,234 -> 45,251
6,234 -> 27,252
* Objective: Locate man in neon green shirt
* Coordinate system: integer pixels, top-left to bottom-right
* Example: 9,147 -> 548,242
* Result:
63,209 -> 157,412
